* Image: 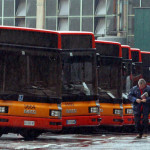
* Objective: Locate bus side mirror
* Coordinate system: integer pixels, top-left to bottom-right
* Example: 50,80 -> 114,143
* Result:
122,63 -> 127,72
132,63 -> 136,74
96,53 -> 100,67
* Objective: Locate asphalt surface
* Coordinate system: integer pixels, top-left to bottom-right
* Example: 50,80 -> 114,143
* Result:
0,128 -> 150,150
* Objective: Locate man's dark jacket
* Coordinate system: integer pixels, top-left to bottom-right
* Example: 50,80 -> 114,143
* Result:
128,85 -> 150,115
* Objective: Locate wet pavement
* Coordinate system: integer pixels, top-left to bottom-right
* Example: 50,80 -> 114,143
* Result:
0,131 -> 150,150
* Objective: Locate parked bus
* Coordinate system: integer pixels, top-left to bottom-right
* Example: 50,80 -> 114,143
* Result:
141,51 -> 150,85
121,45 -> 134,126
0,26 -> 62,139
130,48 -> 142,86
58,32 -> 101,128
95,40 -> 123,126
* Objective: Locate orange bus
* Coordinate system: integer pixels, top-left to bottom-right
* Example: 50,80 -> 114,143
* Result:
58,32 -> 101,128
95,40 -> 123,126
121,45 -> 134,126
0,26 -> 62,140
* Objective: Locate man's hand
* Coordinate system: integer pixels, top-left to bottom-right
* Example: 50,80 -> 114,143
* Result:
141,96 -> 146,99
141,99 -> 147,103
136,99 -> 141,103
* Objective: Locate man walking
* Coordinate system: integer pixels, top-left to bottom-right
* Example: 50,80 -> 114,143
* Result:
128,78 -> 150,138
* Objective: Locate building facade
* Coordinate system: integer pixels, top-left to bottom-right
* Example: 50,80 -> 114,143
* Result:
0,0 -> 150,47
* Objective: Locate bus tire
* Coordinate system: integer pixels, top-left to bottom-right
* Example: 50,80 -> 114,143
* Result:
20,129 -> 41,140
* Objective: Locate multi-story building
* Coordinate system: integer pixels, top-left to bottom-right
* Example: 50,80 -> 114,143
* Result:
0,0 -> 150,47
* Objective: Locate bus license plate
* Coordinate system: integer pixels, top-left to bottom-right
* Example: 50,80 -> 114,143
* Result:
66,120 -> 76,125
24,121 -> 35,126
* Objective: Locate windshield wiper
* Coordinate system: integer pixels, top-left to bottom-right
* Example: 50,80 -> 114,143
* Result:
0,89 -> 32,100
98,87 -> 116,99
82,82 -> 90,95
0,85 -> 56,98
122,93 -> 128,99
21,85 -> 56,98
27,85 -> 49,97
63,82 -> 91,96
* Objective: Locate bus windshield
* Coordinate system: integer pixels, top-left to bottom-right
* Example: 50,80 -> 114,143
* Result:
142,53 -> 150,83
95,43 -> 120,57
62,52 -> 96,97
132,62 -> 143,86
0,50 -> 61,103
61,35 -> 93,49
98,57 -> 122,99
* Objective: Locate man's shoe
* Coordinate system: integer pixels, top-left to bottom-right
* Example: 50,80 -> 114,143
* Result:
136,134 -> 142,139
142,134 -> 147,137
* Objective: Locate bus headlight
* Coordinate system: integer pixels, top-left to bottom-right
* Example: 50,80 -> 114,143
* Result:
0,106 -> 8,113
113,109 -> 122,115
50,110 -> 61,118
89,106 -> 99,113
125,109 -> 133,114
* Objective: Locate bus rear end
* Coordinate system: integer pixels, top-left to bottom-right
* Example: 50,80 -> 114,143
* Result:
0,26 -> 62,139
59,32 -> 101,128
96,40 -> 123,126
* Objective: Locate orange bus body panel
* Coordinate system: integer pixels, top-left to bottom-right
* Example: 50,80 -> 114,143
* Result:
62,115 -> 100,127
0,100 -> 59,118
62,101 -> 100,127
100,103 -> 123,125
0,100 -> 62,130
0,115 -> 62,131
123,103 -> 134,125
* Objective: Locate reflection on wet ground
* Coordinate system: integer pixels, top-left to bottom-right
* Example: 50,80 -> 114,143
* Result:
0,128 -> 150,150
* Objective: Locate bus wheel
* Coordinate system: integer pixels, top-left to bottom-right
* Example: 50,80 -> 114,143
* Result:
20,130 -> 41,140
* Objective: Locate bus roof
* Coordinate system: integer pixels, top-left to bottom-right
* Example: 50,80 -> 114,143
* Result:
121,45 -> 132,60
141,51 -> 150,65
95,40 -> 122,57
0,26 -> 59,48
0,26 -> 95,49
0,26 -> 58,34
130,48 -> 141,51
141,51 -> 150,54
131,48 -> 142,62
58,31 -> 94,34
59,31 -> 95,49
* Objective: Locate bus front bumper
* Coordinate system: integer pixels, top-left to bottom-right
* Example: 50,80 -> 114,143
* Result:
62,115 -> 101,127
123,115 -> 134,126
100,116 -> 123,126
0,115 -> 62,131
